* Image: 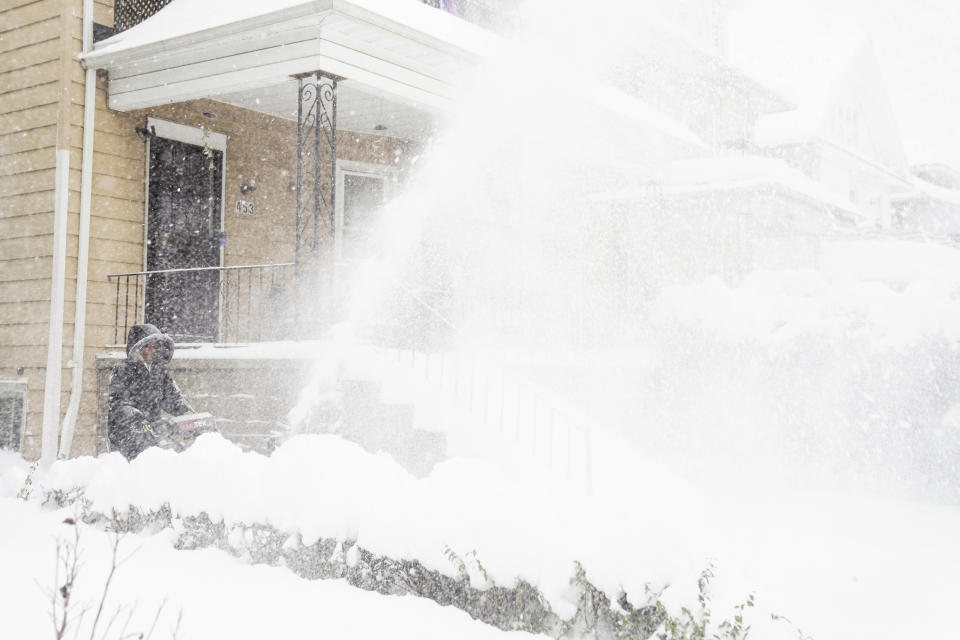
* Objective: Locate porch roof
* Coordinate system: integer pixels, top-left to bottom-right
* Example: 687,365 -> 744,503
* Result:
83,0 -> 497,114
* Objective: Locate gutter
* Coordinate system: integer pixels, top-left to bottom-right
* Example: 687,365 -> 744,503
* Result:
58,0 -> 97,459
83,1 -> 335,67
81,0 -> 493,69
40,0 -> 76,467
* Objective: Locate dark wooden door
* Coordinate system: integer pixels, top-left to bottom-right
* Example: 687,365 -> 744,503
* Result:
145,136 -> 223,342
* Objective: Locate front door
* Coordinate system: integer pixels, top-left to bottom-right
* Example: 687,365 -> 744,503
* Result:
145,135 -> 223,342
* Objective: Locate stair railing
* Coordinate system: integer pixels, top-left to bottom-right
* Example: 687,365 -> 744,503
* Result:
386,283 -> 594,495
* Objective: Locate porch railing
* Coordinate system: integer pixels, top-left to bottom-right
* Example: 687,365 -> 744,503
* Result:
108,263 -> 296,345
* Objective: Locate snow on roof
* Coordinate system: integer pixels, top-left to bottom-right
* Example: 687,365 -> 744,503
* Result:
754,110 -> 817,147
912,163 -> 960,191
88,0 -> 496,61
665,157 -> 861,216
640,13 -> 792,114
746,37 -> 872,147
656,155 -> 861,215
725,0 -> 960,168
589,84 -> 706,150
894,177 -> 960,207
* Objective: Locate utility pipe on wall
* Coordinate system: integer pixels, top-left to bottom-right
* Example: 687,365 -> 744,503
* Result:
40,0 -> 77,467
58,0 -> 97,458
40,152 -> 69,468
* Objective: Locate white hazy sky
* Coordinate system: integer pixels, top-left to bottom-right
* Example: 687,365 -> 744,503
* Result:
725,0 -> 960,167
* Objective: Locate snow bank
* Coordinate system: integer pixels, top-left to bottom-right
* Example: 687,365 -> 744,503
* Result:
633,238 -> 960,512
4,421 -> 960,640
654,265 -> 960,348
0,497 -> 539,639
9,433 -> 696,621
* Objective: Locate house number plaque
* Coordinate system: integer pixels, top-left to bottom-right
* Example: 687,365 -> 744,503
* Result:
235,200 -> 255,216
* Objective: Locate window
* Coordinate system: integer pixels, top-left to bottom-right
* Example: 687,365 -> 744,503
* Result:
0,382 -> 26,452
342,173 -> 385,255
335,161 -> 397,265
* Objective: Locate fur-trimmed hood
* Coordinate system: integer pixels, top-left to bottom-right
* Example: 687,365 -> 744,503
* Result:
125,323 -> 175,365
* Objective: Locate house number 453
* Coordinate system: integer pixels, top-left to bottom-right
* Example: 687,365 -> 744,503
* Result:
236,200 -> 255,216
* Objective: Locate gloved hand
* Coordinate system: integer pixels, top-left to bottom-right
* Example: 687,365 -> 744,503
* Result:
142,417 -> 173,439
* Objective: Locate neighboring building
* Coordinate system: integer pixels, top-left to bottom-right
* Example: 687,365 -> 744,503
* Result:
753,40 -> 914,229
912,163 -> 960,191
594,0 -> 861,288
889,168 -> 960,240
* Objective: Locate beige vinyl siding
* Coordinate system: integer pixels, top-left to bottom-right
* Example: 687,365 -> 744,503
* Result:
0,0 -> 92,457
1,0 -> 62,30
141,99 -> 301,268
61,60 -> 144,456
3,0 -> 429,457
67,4 -> 123,455
0,0 -> 64,457
93,0 -> 112,27
139,98 -> 417,270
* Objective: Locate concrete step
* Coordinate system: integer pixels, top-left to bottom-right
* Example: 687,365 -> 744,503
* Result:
96,353 -> 448,474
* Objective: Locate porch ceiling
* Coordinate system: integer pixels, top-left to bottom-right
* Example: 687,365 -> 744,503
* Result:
213,79 -> 439,141
83,0 -> 495,120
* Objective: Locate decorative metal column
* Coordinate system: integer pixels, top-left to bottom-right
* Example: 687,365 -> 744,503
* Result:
295,71 -> 339,332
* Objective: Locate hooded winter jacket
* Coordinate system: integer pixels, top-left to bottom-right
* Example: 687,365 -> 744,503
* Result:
108,324 -> 193,460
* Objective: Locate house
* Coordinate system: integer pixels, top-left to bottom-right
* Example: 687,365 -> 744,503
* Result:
0,0 -> 507,464
889,164 -> 960,240
0,0 -> 698,473
749,39 -> 914,229
0,0 -> 889,477
584,1 -> 865,291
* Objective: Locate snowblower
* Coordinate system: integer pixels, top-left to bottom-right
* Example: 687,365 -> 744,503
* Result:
143,412 -> 219,453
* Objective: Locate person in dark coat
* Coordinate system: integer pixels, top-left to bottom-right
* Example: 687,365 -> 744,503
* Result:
108,324 -> 194,460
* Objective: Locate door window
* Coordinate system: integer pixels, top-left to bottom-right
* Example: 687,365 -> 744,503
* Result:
340,172 -> 386,263
145,135 -> 223,342
336,166 -> 395,265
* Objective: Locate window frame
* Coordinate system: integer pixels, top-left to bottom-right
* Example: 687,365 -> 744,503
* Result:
334,160 -> 399,264
0,381 -> 27,453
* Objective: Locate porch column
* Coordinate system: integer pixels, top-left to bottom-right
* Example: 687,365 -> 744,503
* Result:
295,71 -> 339,336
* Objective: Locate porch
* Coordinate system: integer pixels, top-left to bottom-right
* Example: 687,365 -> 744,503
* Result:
76,0 -> 492,471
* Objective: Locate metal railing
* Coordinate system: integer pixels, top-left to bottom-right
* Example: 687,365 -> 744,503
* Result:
108,263 -> 296,345
377,278 -> 595,494
393,346 -> 595,494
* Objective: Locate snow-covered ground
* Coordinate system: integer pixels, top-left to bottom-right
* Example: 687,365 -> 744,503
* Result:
0,492 -> 537,639
7,237 -> 960,639
3,405 -> 960,639
8,0 -> 959,636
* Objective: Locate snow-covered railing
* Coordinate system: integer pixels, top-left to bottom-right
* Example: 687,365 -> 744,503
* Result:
363,275 -> 595,493
108,263 -> 295,344
396,347 -> 594,494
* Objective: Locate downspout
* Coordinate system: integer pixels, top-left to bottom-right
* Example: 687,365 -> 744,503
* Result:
40,0 -> 76,467
58,0 -> 97,459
